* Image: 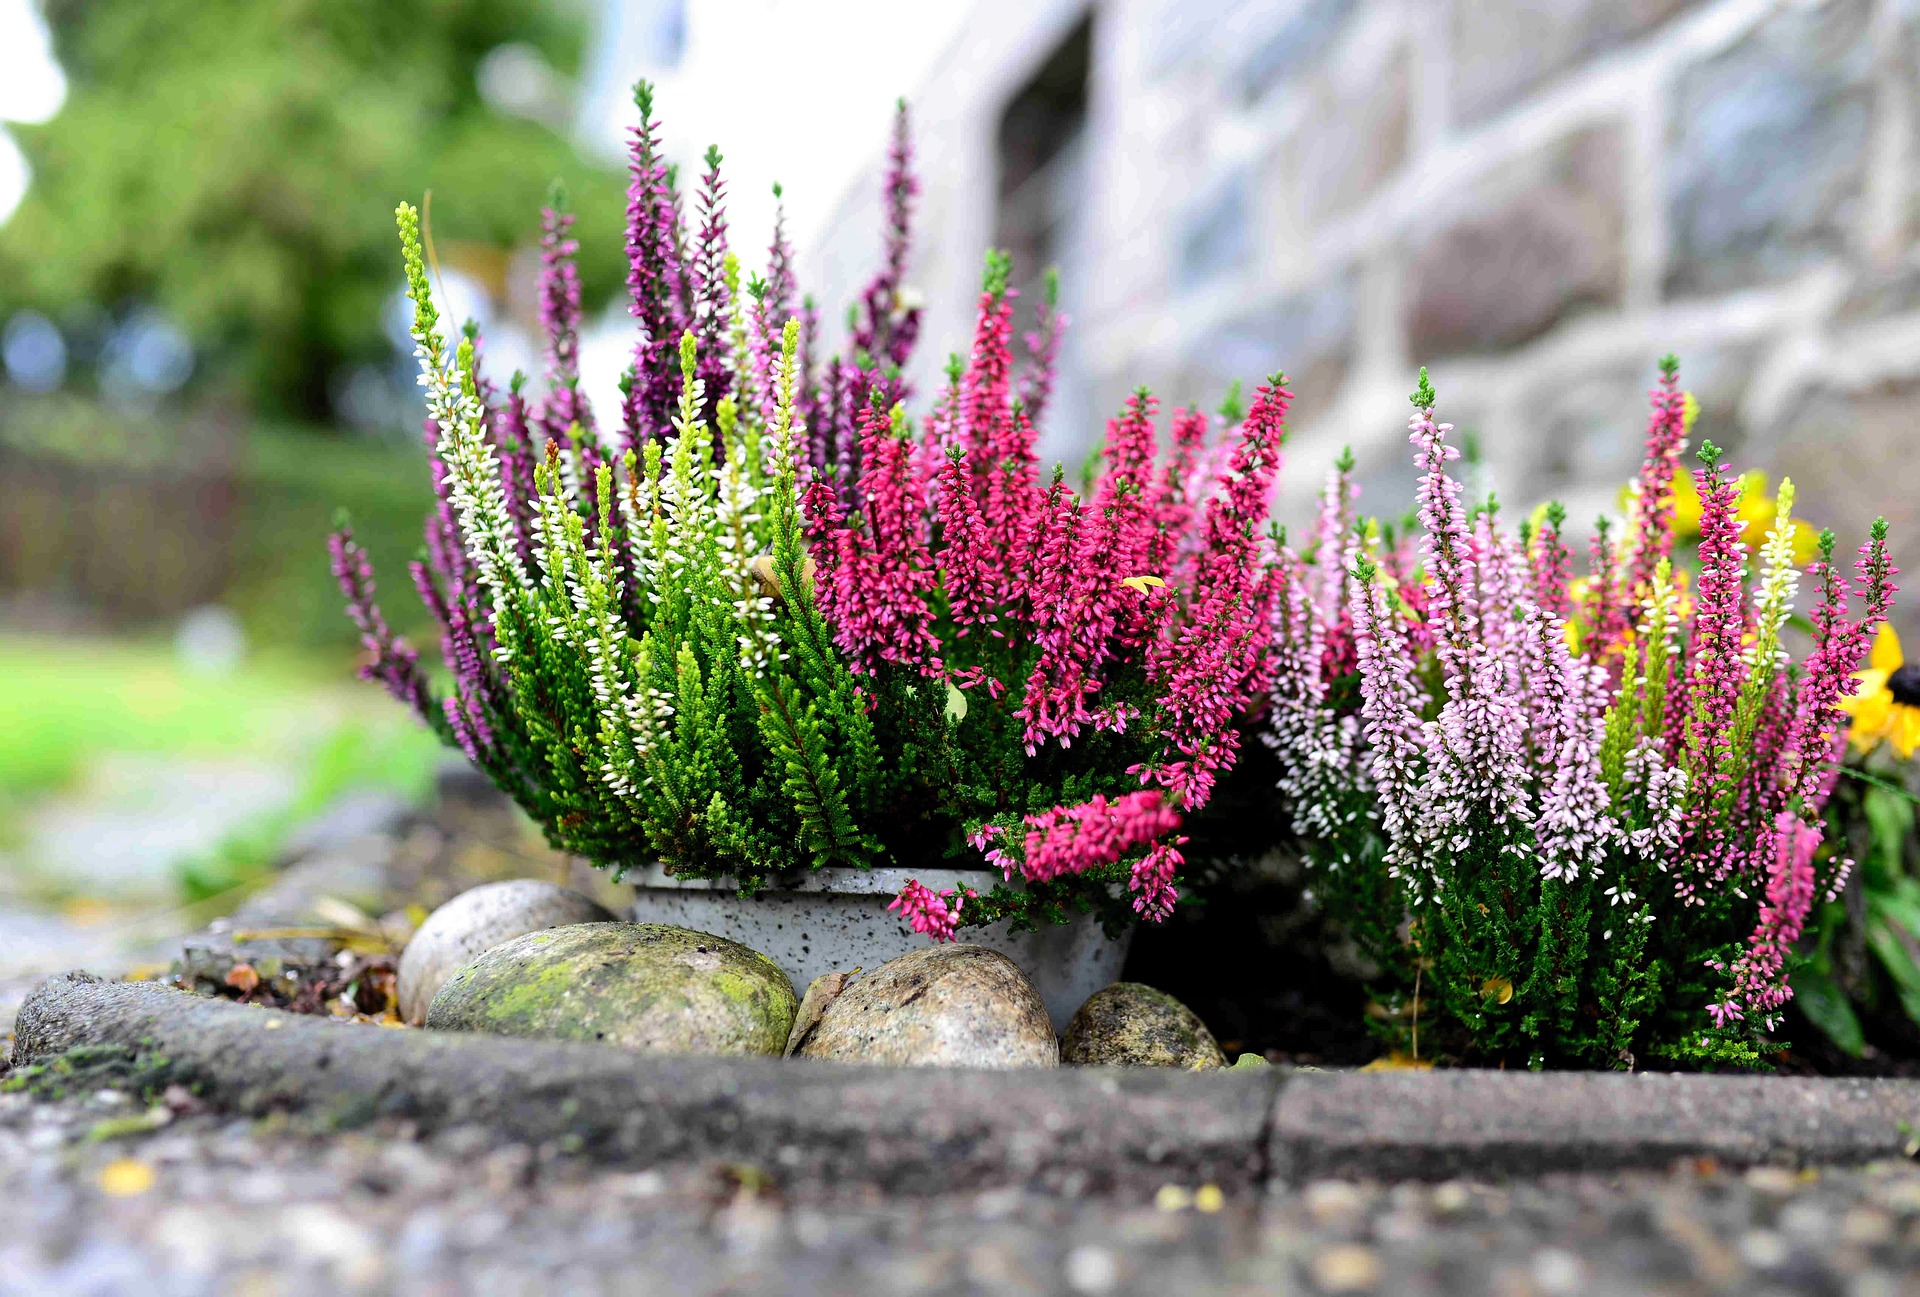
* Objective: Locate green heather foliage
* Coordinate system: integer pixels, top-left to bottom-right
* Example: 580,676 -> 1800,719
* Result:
334,90 -> 1282,934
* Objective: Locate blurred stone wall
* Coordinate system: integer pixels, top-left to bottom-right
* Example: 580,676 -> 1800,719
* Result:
805,0 -> 1920,638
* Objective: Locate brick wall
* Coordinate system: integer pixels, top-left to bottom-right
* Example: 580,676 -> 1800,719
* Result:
805,0 -> 1920,638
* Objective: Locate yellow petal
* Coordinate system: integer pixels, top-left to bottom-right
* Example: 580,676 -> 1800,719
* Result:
1672,468 -> 1703,537
1790,521 -> 1823,568
1872,624 -> 1905,675
1847,690 -> 1893,733
1893,706 -> 1920,762
1842,671 -> 1891,713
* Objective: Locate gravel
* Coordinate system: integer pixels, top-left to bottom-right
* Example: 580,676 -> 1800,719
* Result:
6,1086 -> 1920,1295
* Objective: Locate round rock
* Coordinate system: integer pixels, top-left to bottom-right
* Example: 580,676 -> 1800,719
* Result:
425,922 -> 797,1056
397,880 -> 614,1023
1060,982 -> 1226,1069
792,944 -> 1057,1068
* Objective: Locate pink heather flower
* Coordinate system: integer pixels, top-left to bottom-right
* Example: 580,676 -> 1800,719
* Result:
1521,601 -> 1617,882
1006,790 -> 1183,886
494,383 -> 539,571
1018,390 -> 1161,748
1527,505 -> 1574,626
1781,524 -> 1897,818
1129,839 -> 1186,922
1015,272 -> 1066,426
1310,450 -> 1358,628
889,879 -> 976,943
1583,519 -> 1630,663
1406,390 -> 1533,854
1711,813 -> 1822,1029
802,401 -> 942,675
1625,357 -> 1689,601
933,443 -> 1000,633
1141,376 -> 1289,805
1347,551 -> 1433,884
1676,447 -> 1750,886
1146,406 -> 1211,580
1472,504 -> 1526,659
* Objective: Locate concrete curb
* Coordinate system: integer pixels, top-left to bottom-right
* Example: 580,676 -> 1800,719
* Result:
9,973 -> 1276,1196
13,972 -> 1920,1191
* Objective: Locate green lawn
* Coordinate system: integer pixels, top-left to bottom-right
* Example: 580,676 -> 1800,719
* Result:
0,633 -> 446,897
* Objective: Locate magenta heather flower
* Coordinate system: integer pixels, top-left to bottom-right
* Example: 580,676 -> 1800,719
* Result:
1015,269 -> 1065,426
1711,813 -> 1822,1030
802,401 -> 941,676
1140,375 -> 1289,806
1676,443 -> 1750,886
1000,790 -> 1183,886
889,879 -> 976,943
1624,355 -> 1690,604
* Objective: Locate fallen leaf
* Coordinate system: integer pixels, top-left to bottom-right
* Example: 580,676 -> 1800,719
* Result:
1480,976 -> 1514,1005
1121,575 -> 1166,594
310,897 -> 381,933
97,1159 -> 155,1197
1361,1051 -> 1433,1071
224,964 -> 260,993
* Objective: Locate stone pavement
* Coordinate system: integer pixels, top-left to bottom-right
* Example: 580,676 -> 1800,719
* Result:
5,1085 -> 1920,1296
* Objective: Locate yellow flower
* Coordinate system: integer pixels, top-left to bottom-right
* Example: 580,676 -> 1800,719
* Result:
1840,626 -> 1920,760
1671,467 -> 1822,565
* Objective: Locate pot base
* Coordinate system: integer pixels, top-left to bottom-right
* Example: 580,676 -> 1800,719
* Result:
627,867 -> 1130,1033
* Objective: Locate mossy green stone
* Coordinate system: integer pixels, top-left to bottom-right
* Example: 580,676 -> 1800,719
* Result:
1060,982 -> 1226,1069
424,922 -> 797,1057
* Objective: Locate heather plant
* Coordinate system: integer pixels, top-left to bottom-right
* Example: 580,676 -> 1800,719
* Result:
1263,361 -> 1897,1068
331,85 -> 1283,935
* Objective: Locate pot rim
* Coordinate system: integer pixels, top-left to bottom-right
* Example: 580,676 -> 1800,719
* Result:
627,864 -> 1002,896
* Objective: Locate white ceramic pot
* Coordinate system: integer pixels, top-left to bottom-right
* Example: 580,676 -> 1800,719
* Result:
626,865 -> 1132,1033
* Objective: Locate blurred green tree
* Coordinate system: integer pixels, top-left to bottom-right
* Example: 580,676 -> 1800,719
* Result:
0,0 -> 625,419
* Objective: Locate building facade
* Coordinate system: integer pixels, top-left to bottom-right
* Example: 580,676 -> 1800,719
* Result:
804,0 -> 1920,637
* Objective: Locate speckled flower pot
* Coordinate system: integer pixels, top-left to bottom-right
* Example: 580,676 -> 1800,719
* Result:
626,866 -> 1131,1032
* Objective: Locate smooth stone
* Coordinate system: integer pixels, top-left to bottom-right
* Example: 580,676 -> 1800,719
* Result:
424,922 -> 796,1056
397,881 -> 615,1023
793,944 -> 1058,1069
1060,982 -> 1227,1070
